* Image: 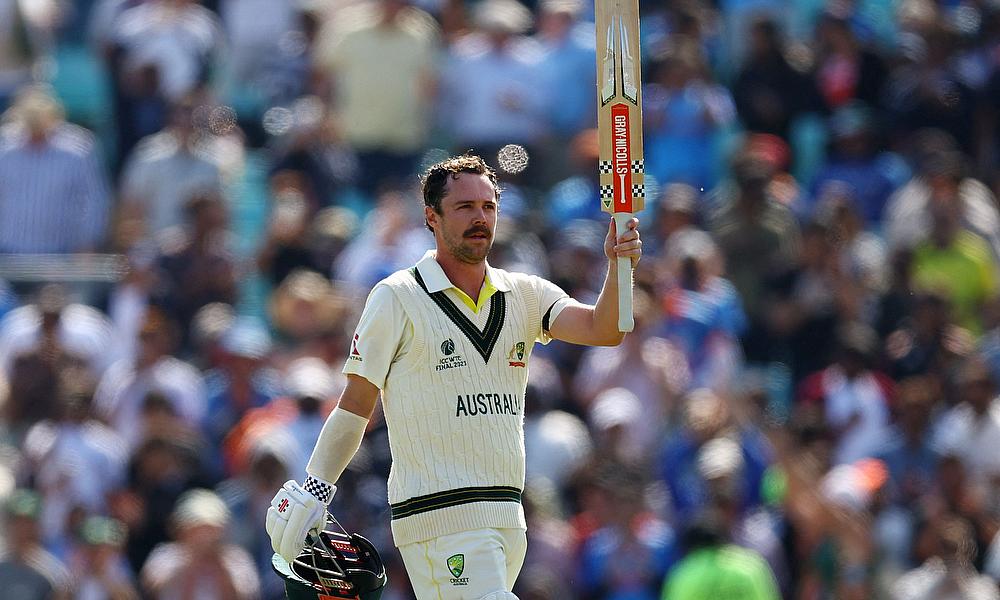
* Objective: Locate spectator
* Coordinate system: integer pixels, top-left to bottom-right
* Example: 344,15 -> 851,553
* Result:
113,62 -> 171,169
0,489 -> 71,600
140,488 -> 260,599
217,435 -> 296,600
543,129 -> 609,227
313,0 -> 441,194
109,0 -> 223,103
574,288 -> 687,449
933,357 -> 1000,488
438,0 -> 548,168
332,189 -> 432,290
884,135 -> 1000,260
645,183 -> 699,258
708,149 -> 800,361
523,357 -> 592,488
656,228 -> 746,389
69,516 -> 140,600
759,220 -> 847,380
202,317 -> 280,466
218,0 -> 305,106
873,375 -> 942,573
884,24 -> 977,153
268,269 -> 351,345
812,14 -> 888,112
0,283 -> 114,380
661,509 -> 780,600
660,389 -> 772,522
891,515 -> 998,600
908,168 -> 998,333
268,357 -> 342,477
0,85 -> 111,254
879,376 -> 941,510
732,17 -> 818,142
797,322 -> 894,464
575,470 -> 678,600
534,0 -> 596,182
255,171 -> 327,287
119,96 -> 225,237
813,185 -> 889,300
22,367 -> 128,553
94,308 -> 207,450
151,192 -> 239,343
1,286 -> 111,441
644,40 -> 736,191
808,103 -> 907,226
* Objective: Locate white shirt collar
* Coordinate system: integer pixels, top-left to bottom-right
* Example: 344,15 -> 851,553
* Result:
415,250 -> 511,294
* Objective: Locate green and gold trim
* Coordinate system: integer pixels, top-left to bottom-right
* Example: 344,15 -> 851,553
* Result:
411,268 -> 506,363
390,486 -> 523,520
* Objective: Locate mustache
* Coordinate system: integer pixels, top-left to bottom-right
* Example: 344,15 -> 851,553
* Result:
463,226 -> 491,238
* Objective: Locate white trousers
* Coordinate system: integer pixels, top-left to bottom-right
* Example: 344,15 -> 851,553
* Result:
398,528 -> 527,599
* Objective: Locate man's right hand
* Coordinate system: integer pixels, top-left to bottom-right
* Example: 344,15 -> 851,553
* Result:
265,479 -> 333,562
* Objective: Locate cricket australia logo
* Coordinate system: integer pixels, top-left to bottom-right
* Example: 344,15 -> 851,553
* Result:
436,339 -> 467,371
507,341 -> 526,367
447,554 -> 468,586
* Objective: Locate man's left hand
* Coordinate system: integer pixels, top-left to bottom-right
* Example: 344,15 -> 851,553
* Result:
604,216 -> 642,266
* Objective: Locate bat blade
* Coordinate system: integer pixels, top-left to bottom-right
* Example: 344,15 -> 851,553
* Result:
596,0 -> 644,332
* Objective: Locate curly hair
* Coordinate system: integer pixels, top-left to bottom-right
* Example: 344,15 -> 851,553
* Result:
420,153 -> 500,232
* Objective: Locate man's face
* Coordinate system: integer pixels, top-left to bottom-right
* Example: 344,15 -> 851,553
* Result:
426,173 -> 499,264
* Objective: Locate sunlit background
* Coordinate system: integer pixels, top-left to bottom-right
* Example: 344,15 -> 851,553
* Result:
2,0 -> 1000,598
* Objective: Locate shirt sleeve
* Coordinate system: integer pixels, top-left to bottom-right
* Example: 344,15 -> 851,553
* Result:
529,275 -> 572,344
343,283 -> 409,389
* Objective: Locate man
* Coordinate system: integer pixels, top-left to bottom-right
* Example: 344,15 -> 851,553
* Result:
438,0 -> 548,174
266,154 -> 642,598
141,489 -> 260,599
313,0 -> 440,193
0,85 -> 111,254
0,489 -> 71,600
119,97 -> 224,235
661,509 -> 780,600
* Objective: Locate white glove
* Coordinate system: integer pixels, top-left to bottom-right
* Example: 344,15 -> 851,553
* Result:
265,478 -> 336,562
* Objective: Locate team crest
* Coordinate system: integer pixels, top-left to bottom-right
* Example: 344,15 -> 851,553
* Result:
441,339 -> 455,356
507,341 -> 526,367
447,554 -> 465,578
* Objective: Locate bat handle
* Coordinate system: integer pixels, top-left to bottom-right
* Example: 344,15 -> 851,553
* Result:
614,212 -> 634,333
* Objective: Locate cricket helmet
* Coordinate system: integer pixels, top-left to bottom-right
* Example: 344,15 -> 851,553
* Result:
272,514 -> 386,600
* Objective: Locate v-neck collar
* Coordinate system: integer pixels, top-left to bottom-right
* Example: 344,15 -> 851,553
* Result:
411,267 -> 506,363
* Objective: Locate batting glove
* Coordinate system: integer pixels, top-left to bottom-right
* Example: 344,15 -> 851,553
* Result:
265,477 -> 336,562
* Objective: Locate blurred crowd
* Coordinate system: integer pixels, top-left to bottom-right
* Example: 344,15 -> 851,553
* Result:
2,0 -> 1000,598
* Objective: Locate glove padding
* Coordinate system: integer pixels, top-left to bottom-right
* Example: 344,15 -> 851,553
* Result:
266,479 -> 333,562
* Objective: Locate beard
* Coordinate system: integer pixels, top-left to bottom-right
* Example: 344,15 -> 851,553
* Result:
442,224 -> 493,264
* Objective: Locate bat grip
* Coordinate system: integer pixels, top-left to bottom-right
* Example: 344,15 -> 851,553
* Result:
614,213 -> 634,332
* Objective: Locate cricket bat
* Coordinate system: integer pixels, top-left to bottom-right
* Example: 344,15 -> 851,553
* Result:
596,0 -> 644,333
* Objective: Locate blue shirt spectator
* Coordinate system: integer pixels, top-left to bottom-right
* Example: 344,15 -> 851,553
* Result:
0,88 -> 111,254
